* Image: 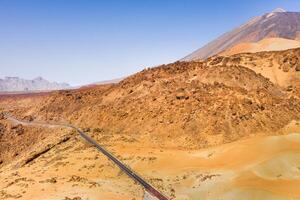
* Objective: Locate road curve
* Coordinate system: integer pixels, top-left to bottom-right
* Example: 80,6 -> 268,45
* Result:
4,113 -> 169,200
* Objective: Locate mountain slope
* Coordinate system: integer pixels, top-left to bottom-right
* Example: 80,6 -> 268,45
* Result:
220,37 -> 300,56
0,77 -> 70,92
182,8 -> 300,60
206,47 -> 300,89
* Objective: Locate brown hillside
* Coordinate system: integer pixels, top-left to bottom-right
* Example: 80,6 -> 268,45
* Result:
6,48 -> 299,150
205,47 -> 300,89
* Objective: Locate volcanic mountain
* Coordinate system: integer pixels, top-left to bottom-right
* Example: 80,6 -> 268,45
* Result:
182,8 -> 300,60
0,76 -> 70,92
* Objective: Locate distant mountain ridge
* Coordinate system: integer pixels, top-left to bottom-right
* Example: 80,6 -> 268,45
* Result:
182,8 -> 300,60
0,76 -> 70,92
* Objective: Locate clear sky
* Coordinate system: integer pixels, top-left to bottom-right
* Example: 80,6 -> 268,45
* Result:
1,0 -> 300,86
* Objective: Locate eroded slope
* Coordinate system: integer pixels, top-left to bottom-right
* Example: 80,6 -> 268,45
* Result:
21,54 -> 300,149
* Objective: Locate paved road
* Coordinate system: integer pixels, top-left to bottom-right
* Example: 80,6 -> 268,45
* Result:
4,113 -> 169,200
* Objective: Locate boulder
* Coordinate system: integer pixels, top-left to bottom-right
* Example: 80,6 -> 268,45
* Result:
0,112 -> 4,120
11,124 -> 24,135
282,63 -> 290,72
176,92 -> 189,100
0,123 -> 5,136
23,115 -> 34,122
295,64 -> 300,71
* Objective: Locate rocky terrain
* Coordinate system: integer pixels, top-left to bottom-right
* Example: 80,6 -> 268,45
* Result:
205,47 -> 300,89
1,117 -> 300,200
1,48 -> 300,199
182,8 -> 300,60
11,48 -> 299,149
0,77 -> 70,92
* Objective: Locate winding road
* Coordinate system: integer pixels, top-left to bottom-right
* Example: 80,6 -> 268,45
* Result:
4,113 -> 169,200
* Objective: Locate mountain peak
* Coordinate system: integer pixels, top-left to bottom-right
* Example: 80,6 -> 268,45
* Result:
182,7 -> 300,61
271,8 -> 286,13
0,76 -> 70,92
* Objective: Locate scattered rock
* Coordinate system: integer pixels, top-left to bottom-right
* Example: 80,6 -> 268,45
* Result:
64,197 -> 82,200
210,57 -> 223,65
68,175 -> 88,183
176,92 -> 189,100
82,128 -> 90,132
0,123 -> 5,136
23,115 -> 34,122
198,174 -> 220,182
93,128 -> 103,133
75,95 -> 82,100
39,177 -> 57,184
11,124 -> 24,135
282,63 -> 290,72
287,85 -> 293,92
0,112 -> 4,120
0,190 -> 22,199
48,178 -> 57,184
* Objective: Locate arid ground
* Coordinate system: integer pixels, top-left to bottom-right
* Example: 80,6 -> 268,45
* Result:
1,48 -> 300,200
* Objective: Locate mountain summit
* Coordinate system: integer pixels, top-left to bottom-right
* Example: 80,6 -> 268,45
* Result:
272,8 -> 286,13
182,8 -> 300,60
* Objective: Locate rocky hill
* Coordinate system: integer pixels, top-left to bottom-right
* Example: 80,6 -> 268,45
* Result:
0,76 -> 70,92
182,8 -> 300,60
205,47 -> 300,89
7,48 -> 299,150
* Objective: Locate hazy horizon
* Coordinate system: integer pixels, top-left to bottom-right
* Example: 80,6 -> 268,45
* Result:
1,0 -> 300,86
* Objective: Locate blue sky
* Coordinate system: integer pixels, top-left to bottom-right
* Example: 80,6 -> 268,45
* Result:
1,0 -> 300,86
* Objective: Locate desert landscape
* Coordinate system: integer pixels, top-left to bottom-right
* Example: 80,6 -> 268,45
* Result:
1,46 -> 300,199
1,3 -> 300,200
